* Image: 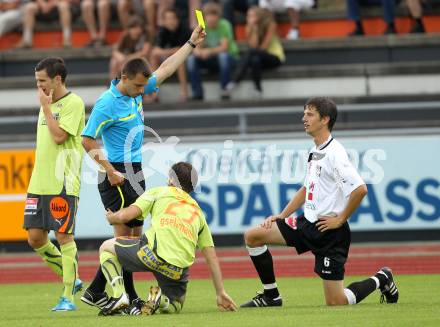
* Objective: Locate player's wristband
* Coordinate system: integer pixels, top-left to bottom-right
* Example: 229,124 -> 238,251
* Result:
187,40 -> 196,48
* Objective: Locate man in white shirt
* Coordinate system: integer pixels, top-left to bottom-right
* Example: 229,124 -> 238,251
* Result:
241,97 -> 399,308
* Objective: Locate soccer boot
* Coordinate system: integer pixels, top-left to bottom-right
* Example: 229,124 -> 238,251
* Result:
378,267 -> 399,303
141,286 -> 162,315
73,279 -> 83,295
98,293 -> 129,316
240,291 -> 282,308
81,288 -> 109,309
52,297 -> 77,311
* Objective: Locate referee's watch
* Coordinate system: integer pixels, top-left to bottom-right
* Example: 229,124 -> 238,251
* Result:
187,40 -> 196,48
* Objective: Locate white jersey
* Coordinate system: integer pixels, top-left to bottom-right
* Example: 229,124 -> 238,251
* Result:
303,135 -> 365,223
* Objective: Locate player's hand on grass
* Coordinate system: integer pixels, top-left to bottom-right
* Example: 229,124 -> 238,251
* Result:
216,291 -> 237,312
107,169 -> 125,186
38,88 -> 53,108
260,214 -> 283,229
189,25 -> 206,47
316,215 -> 344,232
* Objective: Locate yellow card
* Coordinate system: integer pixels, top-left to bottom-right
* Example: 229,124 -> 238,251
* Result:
195,9 -> 206,29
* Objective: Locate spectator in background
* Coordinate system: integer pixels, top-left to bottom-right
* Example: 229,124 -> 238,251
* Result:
226,7 -> 285,98
109,17 -> 151,79
150,8 -> 191,102
259,0 -> 314,40
17,0 -> 80,48
0,0 -> 23,37
81,0 -> 110,47
222,0 -> 260,34
118,0 -> 174,40
186,2 -> 239,101
347,0 -> 397,36
406,0 -> 426,33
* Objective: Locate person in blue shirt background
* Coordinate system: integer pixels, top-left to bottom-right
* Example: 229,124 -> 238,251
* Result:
80,26 -> 206,314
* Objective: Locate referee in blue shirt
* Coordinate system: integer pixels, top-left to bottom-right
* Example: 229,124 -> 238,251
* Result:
80,26 -> 206,314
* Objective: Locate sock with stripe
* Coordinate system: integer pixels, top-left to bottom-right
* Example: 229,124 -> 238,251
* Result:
247,245 -> 280,299
345,273 -> 385,304
35,240 -> 63,278
100,251 -> 125,298
61,241 -> 79,302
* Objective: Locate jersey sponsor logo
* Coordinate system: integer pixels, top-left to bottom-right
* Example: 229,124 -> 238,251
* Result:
321,270 -> 332,274
41,113 -> 60,125
307,182 -> 315,200
25,198 -> 38,210
285,216 -> 298,230
49,197 -> 69,219
316,165 -> 322,178
136,245 -> 183,280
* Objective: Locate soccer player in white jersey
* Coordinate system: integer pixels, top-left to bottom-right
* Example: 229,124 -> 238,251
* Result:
241,97 -> 399,308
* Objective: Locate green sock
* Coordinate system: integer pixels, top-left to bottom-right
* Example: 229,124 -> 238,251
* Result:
35,240 -> 63,278
100,251 -> 125,298
60,241 -> 78,303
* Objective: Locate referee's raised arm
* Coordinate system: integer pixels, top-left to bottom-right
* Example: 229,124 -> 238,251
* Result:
153,25 -> 206,86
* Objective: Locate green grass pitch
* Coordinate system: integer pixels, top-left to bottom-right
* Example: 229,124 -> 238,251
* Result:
1,275 -> 439,327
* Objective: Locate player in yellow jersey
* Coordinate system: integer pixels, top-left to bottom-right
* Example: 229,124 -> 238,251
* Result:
96,162 -> 237,316
23,57 -> 85,311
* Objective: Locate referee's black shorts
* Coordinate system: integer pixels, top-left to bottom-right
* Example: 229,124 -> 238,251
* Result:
98,162 -> 145,228
276,214 -> 351,281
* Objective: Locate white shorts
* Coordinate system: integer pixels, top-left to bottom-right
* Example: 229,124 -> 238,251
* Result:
259,0 -> 314,12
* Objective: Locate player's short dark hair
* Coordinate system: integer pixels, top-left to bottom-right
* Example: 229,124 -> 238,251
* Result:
121,57 -> 151,80
304,97 -> 338,131
35,57 -> 67,83
170,162 -> 198,194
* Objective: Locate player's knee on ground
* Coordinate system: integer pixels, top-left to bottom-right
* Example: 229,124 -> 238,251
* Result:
160,295 -> 184,314
325,294 -> 348,306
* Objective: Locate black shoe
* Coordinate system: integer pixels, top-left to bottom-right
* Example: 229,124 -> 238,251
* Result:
131,297 -> 147,310
377,267 -> 399,303
98,293 -> 129,316
410,23 -> 425,34
80,289 -> 109,309
349,27 -> 364,36
384,24 -> 396,35
240,291 -> 283,308
121,303 -> 142,315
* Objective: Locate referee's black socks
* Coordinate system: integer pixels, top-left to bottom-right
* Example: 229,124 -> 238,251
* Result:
345,272 -> 387,304
247,245 -> 280,299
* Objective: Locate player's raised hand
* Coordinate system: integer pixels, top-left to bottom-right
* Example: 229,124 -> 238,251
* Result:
38,88 -> 53,108
108,169 -> 125,186
189,25 -> 206,47
260,214 -> 283,229
217,291 -> 237,312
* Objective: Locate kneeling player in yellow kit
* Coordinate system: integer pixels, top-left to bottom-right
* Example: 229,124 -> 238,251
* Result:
97,162 -> 237,315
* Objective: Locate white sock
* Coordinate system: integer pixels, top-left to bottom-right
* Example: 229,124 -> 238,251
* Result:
370,276 -> 380,289
344,288 -> 356,305
246,245 -> 268,257
263,283 -> 277,290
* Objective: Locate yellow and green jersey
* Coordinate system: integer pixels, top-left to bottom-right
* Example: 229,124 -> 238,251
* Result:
132,186 -> 214,268
28,92 -> 85,197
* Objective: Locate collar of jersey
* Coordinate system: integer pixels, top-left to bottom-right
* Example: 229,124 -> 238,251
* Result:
317,134 -> 333,151
109,79 -> 125,98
